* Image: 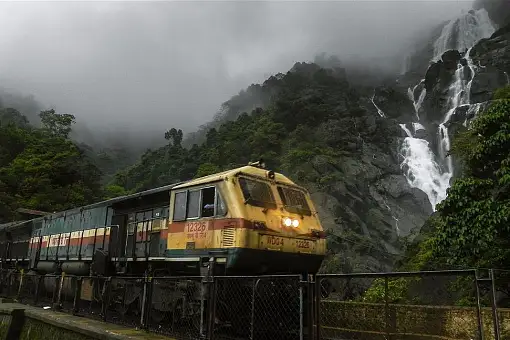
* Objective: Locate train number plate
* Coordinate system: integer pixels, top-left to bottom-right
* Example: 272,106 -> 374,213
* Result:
296,239 -> 312,250
259,235 -> 285,250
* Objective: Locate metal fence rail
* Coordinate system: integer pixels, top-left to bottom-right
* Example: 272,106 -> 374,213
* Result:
1,269 -> 509,340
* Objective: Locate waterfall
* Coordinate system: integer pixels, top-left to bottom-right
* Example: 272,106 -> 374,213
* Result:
505,72 -> 510,85
438,49 -> 474,173
396,8 -> 496,210
407,81 -> 427,120
398,91 -> 448,210
433,9 -> 496,61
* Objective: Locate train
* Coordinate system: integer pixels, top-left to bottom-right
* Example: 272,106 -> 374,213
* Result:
0,162 -> 327,335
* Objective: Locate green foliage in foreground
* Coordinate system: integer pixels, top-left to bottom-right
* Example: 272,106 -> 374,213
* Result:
433,96 -> 510,269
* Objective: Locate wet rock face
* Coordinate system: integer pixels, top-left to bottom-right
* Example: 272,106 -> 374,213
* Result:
470,29 -> 510,101
470,66 -> 508,102
371,86 -> 415,121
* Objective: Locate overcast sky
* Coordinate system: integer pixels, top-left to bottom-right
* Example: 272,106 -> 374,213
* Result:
0,0 -> 472,135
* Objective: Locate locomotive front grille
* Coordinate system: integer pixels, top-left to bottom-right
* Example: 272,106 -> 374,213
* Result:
221,227 -> 236,247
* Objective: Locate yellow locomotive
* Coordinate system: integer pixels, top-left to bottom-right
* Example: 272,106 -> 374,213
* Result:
166,161 -> 326,275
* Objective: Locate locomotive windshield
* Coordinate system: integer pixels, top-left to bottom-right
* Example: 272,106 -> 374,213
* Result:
277,186 -> 312,216
239,177 -> 277,209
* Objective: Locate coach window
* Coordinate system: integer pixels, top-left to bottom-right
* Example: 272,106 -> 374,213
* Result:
127,213 -> 136,234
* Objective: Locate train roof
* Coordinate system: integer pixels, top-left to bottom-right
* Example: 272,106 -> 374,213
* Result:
173,165 -> 296,189
0,164 -> 297,230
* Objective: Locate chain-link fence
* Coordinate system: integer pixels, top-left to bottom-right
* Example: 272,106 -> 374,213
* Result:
317,270 -> 485,340
2,268 -> 510,340
212,275 -> 305,340
475,269 -> 510,340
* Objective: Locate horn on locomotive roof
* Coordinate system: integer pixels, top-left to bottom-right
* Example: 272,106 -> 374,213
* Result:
248,158 -> 266,169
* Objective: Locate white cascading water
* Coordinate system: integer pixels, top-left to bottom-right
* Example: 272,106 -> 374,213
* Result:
396,8 -> 496,211
371,93 -> 386,118
407,81 -> 427,120
438,47 -> 476,173
398,91 -> 452,209
433,9 -> 496,61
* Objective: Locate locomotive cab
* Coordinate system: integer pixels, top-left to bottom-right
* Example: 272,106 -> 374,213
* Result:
166,164 -> 326,275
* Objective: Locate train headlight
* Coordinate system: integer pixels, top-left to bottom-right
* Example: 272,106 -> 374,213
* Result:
282,217 -> 299,228
283,217 -> 292,227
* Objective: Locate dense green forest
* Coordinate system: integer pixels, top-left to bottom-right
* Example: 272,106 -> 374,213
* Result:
0,108 -> 103,222
110,62 -> 364,194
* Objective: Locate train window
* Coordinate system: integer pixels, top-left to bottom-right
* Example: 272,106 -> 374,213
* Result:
173,192 -> 187,221
239,177 -> 276,209
136,212 -> 144,222
277,186 -> 312,216
201,187 -> 215,218
216,191 -> 227,216
186,190 -> 200,219
153,207 -> 169,219
144,210 -> 153,220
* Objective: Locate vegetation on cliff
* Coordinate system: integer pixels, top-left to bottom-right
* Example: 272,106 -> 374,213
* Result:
432,87 -> 510,270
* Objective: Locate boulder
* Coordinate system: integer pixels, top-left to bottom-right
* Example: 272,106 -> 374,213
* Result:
441,50 -> 462,70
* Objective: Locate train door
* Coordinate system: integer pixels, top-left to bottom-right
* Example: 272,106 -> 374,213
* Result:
110,214 -> 128,259
28,229 -> 42,270
133,210 -> 152,259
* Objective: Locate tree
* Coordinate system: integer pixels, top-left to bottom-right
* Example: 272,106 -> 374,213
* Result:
164,128 -> 183,147
432,97 -> 510,268
0,108 -> 29,128
39,109 -> 76,139
0,120 -> 103,222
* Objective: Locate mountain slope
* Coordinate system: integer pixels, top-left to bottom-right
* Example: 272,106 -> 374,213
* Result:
112,62 -> 432,272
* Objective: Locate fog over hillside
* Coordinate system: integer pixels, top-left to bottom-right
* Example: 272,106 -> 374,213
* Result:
0,0 -> 470,139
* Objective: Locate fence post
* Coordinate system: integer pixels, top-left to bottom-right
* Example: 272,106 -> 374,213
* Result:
299,275 -> 305,340
250,279 -> 261,340
307,275 -> 316,340
53,272 -> 65,310
384,277 -> 390,340
205,277 -> 217,340
140,275 -> 153,331
34,275 -> 42,305
16,269 -> 24,302
72,277 -> 82,315
490,269 -> 501,340
101,277 -> 111,322
475,270 -> 485,340
315,277 -> 321,340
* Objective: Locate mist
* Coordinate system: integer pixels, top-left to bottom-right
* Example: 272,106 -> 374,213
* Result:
0,0 -> 472,137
